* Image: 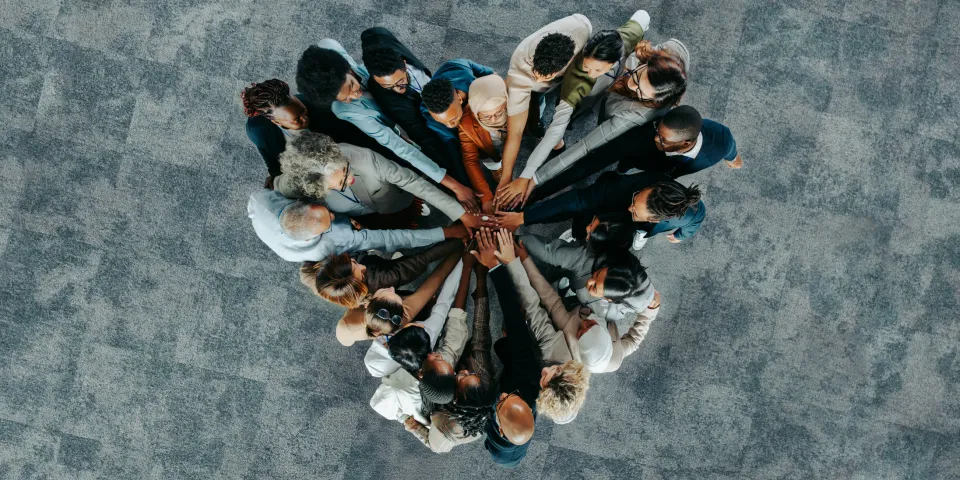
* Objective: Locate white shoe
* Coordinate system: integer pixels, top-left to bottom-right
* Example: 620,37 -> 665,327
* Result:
632,231 -> 648,251
420,203 -> 431,217
559,229 -> 574,243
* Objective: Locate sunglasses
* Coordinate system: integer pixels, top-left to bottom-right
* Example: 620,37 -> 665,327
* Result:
376,308 -> 402,326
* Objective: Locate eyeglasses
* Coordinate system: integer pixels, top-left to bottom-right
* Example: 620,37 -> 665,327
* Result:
628,65 -> 654,101
477,106 -> 506,125
338,166 -> 351,192
376,308 -> 402,326
652,120 -> 666,150
378,71 -> 411,92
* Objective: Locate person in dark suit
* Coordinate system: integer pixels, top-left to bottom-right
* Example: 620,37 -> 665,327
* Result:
616,105 -> 742,177
360,27 -> 472,185
498,171 -> 706,245
529,105 -> 741,201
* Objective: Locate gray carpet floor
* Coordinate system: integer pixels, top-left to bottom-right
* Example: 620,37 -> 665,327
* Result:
1,0 -> 959,478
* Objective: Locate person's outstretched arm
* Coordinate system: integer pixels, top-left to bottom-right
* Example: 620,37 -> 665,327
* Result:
402,247 -> 463,322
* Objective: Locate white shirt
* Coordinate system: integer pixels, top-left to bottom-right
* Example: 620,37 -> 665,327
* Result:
364,261 -> 464,377
407,65 -> 430,94
665,132 -> 703,159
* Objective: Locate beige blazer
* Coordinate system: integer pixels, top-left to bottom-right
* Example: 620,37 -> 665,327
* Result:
276,143 -> 466,221
506,14 -> 593,116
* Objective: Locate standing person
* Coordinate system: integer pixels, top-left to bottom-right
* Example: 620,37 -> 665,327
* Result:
240,78 -> 394,185
496,14 -> 593,207
512,38 -> 692,204
299,239 -> 460,307
470,229 -> 542,468
360,27 -> 457,174
616,105 -> 743,176
295,40 -> 480,212
518,233 -> 655,321
518,239 -> 664,374
404,258 -> 497,453
495,10 -> 651,206
273,132 -> 495,231
368,250 -> 473,428
500,233 -> 591,424
418,58 -> 496,164
334,245 -> 462,348
498,171 -> 705,247
247,189 -> 467,262
454,75 -> 510,213
361,256 -> 464,378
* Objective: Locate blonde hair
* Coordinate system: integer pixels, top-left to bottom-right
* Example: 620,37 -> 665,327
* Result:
537,361 -> 590,422
279,132 -> 349,200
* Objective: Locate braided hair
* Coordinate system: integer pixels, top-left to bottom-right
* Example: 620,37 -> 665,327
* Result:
421,376 -> 493,437
647,181 -> 702,221
240,79 -> 292,118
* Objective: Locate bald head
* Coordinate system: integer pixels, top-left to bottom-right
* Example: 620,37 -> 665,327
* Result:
497,393 -> 535,445
279,202 -> 333,240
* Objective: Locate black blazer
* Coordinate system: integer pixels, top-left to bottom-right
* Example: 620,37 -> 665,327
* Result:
360,27 -> 467,182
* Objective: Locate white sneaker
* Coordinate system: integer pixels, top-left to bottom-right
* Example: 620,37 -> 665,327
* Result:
420,203 -> 431,216
632,231 -> 648,251
559,229 -> 574,243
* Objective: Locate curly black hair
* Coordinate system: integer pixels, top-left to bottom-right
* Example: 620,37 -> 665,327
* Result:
647,181 -> 702,221
362,46 -> 406,78
532,32 -> 576,77
296,46 -> 351,106
421,78 -> 455,113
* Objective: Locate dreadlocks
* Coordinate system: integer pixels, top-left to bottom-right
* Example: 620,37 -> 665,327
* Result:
647,181 -> 702,220
442,401 -> 492,438
240,79 -> 292,118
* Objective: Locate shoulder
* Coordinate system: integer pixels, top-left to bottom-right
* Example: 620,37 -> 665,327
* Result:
245,116 -> 277,145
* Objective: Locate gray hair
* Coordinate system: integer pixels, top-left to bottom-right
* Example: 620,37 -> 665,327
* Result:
279,132 -> 349,199
279,201 -> 321,240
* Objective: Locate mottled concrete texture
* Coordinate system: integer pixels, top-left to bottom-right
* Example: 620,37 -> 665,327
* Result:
0,0 -> 958,479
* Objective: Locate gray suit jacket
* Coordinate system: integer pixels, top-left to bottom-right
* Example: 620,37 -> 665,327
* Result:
276,144 -> 465,221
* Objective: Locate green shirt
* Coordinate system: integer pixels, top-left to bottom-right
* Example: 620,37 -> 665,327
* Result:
559,19 -> 646,108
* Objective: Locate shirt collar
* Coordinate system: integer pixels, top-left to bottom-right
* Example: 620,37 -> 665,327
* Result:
665,132 -> 703,159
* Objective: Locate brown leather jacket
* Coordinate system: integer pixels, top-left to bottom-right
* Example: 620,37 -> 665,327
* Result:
457,107 -> 500,201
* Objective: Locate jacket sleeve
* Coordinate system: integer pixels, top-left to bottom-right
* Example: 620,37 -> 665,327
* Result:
344,226 -> 444,255
619,305 -> 659,358
366,240 -> 461,291
335,105 -> 447,183
505,259 -> 557,347
421,262 -> 464,345
522,186 -> 589,225
402,249 -> 461,322
519,100 -> 574,180
520,257 -> 579,334
372,149 -> 466,220
618,11 -> 650,52
489,264 -> 540,383
459,127 -> 494,201
436,308 -> 469,365
533,107 -> 657,186
721,124 -> 739,160
672,200 -> 706,241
